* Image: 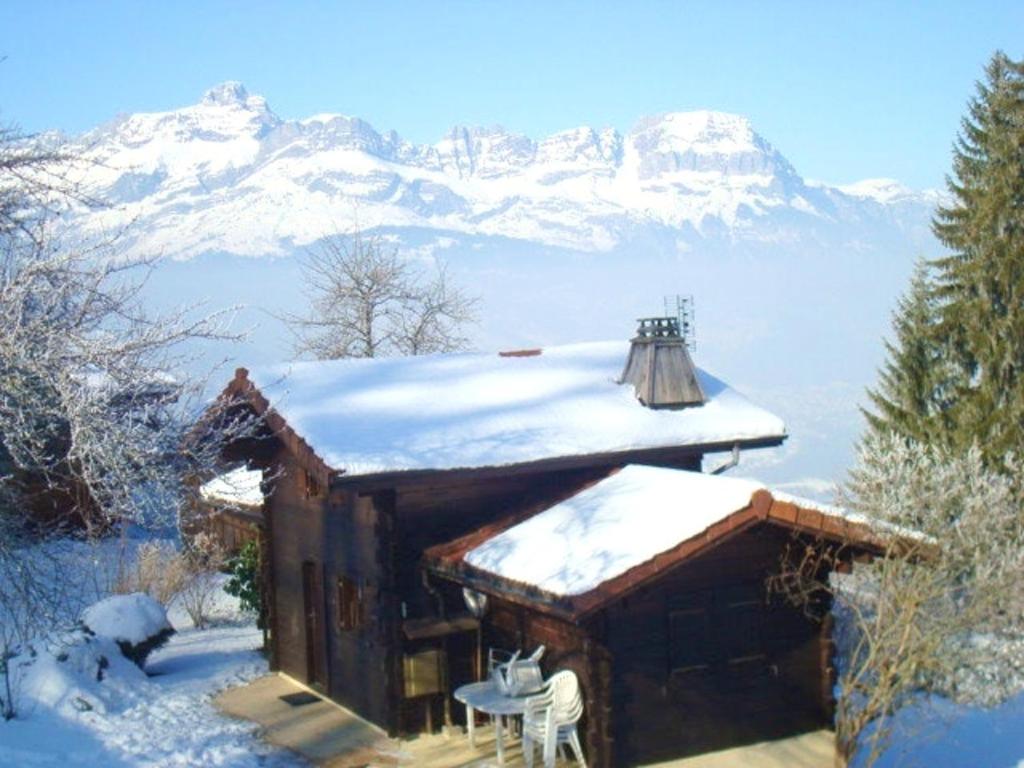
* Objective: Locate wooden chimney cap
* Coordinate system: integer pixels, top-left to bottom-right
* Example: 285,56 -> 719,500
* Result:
620,317 -> 706,408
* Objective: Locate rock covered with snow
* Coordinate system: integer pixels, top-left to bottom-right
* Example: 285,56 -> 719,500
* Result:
79,593 -> 175,672
15,631 -> 148,718
82,593 -> 172,646
0,597 -> 289,766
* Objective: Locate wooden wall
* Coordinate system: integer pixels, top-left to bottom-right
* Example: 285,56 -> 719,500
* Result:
266,451 -> 403,732
603,524 -> 832,765
182,503 -> 261,554
450,523 -> 834,768
267,451 -> 707,740
478,597 -> 615,767
264,450 -> 327,685
322,489 -> 402,732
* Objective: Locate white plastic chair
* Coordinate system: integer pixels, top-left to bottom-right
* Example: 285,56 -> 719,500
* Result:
486,645 -> 547,738
522,669 -> 586,768
488,645 -> 546,691
488,647 -> 518,676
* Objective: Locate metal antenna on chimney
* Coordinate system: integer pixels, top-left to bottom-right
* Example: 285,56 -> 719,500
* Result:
664,295 -> 696,353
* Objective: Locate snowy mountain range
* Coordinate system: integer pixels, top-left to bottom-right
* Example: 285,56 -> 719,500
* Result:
71,82 -> 941,260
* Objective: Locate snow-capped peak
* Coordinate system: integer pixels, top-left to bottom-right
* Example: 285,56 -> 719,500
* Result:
197,81 -> 272,116
633,110 -> 758,154
627,109 -> 795,181
202,81 -> 249,107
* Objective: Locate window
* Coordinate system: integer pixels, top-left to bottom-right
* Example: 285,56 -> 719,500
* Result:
337,575 -> 363,630
303,469 -> 322,499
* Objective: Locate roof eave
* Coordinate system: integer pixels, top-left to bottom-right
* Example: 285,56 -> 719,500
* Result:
329,433 -> 787,490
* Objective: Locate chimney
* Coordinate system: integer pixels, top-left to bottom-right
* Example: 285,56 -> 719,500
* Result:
620,317 -> 706,408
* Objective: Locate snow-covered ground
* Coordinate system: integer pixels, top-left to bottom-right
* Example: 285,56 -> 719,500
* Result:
871,694 -> 1024,768
3,537 -> 1023,767
0,574 -> 303,768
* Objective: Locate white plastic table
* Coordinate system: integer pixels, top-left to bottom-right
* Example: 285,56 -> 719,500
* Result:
453,681 -> 529,766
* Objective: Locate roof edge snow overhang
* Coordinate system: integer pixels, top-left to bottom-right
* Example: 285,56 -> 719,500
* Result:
423,488 -> 887,624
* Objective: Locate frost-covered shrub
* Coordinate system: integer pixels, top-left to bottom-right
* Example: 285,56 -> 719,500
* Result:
776,434 -> 1024,767
81,593 -> 174,669
113,540 -> 190,607
179,533 -> 226,630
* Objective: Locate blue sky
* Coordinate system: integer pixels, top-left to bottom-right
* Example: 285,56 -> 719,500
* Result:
1,1 -> 1020,189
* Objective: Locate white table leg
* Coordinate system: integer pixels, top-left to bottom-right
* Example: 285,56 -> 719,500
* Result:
467,704 -> 476,748
495,714 -> 505,766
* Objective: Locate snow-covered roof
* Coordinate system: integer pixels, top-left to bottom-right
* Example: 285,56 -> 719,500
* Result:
199,466 -> 264,507
425,466 -> 896,614
464,466 -> 766,596
245,341 -> 786,477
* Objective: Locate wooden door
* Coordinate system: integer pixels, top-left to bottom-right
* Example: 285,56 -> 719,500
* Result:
302,561 -> 327,690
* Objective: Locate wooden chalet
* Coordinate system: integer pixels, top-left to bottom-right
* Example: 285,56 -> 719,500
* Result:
207,324 -> 851,765
424,466 -> 882,766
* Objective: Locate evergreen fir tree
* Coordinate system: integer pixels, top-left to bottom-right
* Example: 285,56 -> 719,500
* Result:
864,260 -> 946,443
931,51 -> 1024,465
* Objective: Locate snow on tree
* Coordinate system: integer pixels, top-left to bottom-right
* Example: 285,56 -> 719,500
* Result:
773,433 -> 1024,767
0,116 -> 262,717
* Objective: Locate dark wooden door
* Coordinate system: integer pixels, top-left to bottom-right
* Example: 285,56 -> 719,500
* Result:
302,561 -> 327,690
612,580 -> 824,765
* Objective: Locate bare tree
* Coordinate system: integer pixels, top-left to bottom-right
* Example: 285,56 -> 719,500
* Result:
772,433 -> 1024,767
0,121 -> 263,717
287,230 -> 478,359
0,125 -> 97,244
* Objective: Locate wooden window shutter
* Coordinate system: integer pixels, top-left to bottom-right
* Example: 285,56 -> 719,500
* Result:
337,575 -> 363,630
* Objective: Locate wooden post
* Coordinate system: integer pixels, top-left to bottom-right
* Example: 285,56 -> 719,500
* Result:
372,488 -> 403,736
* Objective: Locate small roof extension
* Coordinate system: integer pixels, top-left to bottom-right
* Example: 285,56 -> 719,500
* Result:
424,465 -> 884,621
224,341 -> 787,479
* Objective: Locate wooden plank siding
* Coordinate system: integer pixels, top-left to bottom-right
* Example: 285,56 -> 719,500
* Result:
389,465 -> 630,734
481,596 -> 616,767
184,504 -> 261,554
266,458 -> 401,731
265,448 -> 329,686
602,525 -> 831,765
